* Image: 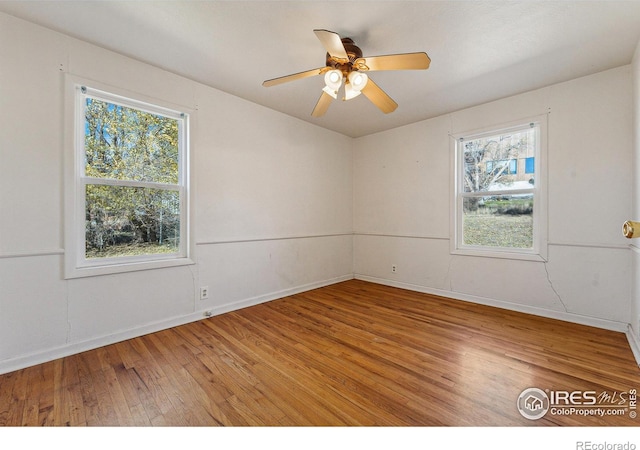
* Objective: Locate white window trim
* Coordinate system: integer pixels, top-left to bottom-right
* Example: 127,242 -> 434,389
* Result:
450,115 -> 548,262
64,74 -> 194,278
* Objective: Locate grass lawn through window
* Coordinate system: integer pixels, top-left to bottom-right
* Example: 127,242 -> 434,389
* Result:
463,214 -> 533,249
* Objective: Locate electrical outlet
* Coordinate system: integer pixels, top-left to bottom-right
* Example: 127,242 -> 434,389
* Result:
392,264 -> 397,273
200,286 -> 209,300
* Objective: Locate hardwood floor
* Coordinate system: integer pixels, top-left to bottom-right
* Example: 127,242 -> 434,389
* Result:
1,279 -> 639,426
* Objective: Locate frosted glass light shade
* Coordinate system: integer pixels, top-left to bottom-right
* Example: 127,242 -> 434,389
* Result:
324,70 -> 343,91
348,71 -> 368,91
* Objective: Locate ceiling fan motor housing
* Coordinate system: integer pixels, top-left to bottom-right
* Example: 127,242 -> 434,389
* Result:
326,38 -> 363,75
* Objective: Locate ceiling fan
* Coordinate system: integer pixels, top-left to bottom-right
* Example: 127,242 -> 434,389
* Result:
262,29 -> 431,117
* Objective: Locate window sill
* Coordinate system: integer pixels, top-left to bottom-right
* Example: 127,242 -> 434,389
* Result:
64,256 -> 195,279
451,247 -> 547,262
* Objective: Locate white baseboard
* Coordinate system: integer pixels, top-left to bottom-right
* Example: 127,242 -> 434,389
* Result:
0,311 -> 207,376
626,326 -> 640,367
205,274 -> 353,317
354,274 -> 630,333
0,274 -> 353,376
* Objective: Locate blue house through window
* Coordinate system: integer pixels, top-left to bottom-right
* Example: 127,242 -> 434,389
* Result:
525,157 -> 535,174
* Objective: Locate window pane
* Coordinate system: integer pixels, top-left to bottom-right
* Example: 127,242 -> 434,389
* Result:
462,196 -> 533,249
85,184 -> 180,259
463,127 -> 535,193
84,98 -> 179,184
525,157 -> 535,174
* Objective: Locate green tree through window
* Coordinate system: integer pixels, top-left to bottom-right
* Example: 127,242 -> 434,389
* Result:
83,96 -> 184,259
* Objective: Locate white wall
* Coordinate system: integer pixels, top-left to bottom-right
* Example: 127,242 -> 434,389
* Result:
354,66 -> 634,331
0,13 -> 353,374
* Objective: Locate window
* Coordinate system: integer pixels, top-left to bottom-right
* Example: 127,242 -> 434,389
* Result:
525,157 -> 535,174
452,117 -> 547,260
65,79 -> 192,278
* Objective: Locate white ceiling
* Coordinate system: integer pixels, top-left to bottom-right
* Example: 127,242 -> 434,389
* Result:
2,1 -> 640,137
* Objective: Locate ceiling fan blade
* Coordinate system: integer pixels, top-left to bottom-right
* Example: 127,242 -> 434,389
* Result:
313,29 -> 349,61
263,67 -> 325,87
354,52 -> 431,71
361,78 -> 398,114
311,91 -> 334,117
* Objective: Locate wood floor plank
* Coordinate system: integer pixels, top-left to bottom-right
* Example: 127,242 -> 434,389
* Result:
1,280 -> 639,426
20,366 -> 43,426
36,363 -> 55,426
112,363 -> 152,426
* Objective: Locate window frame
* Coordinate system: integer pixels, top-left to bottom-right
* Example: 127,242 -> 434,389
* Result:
64,75 -> 194,278
450,115 -> 548,262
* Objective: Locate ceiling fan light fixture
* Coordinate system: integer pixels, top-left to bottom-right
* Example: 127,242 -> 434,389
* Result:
324,69 -> 343,91
348,71 -> 368,91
